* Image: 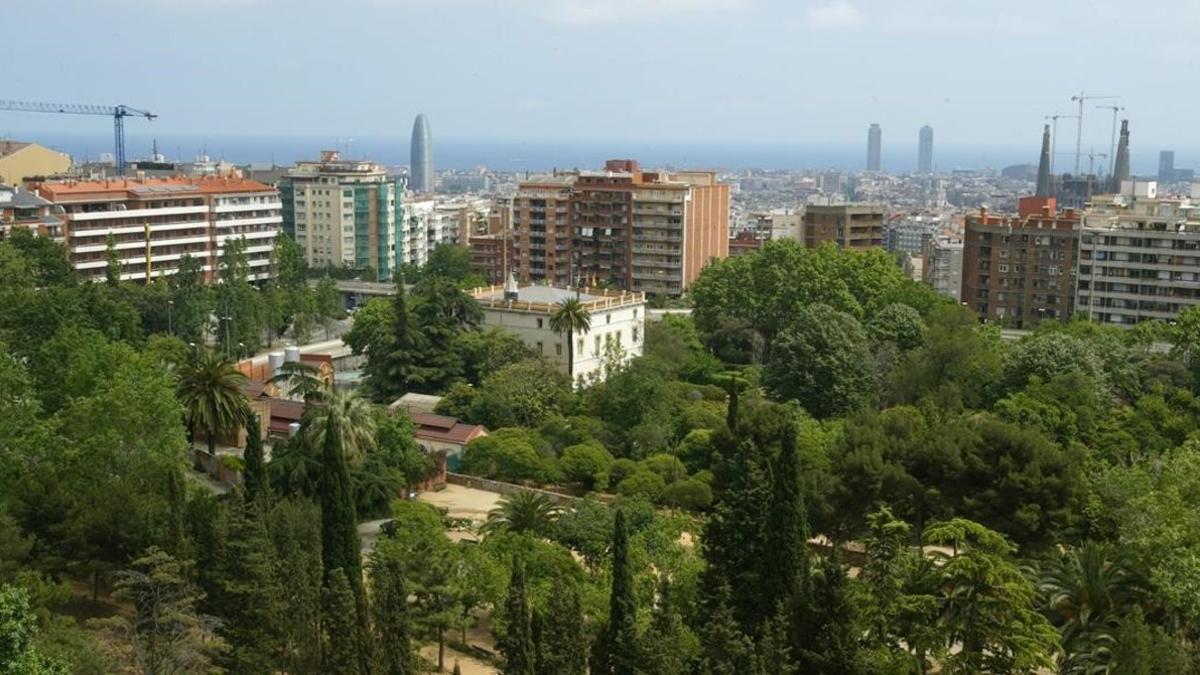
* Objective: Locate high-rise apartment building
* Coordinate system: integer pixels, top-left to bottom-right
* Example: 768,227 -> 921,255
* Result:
410,114 -> 433,194
803,203 -> 885,250
509,160 -> 730,296
1076,181 -> 1200,326
278,151 -> 402,280
922,235 -> 963,300
918,125 -> 934,173
30,176 -> 281,283
961,197 -> 1080,327
867,123 -> 882,171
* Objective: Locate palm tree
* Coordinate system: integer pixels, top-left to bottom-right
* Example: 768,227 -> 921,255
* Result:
549,298 -> 592,383
303,389 -> 377,464
482,491 -> 562,537
1036,542 -> 1146,673
177,348 -> 251,455
266,360 -> 329,402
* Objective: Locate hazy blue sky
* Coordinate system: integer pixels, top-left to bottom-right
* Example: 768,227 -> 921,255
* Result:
3,0 -> 1197,154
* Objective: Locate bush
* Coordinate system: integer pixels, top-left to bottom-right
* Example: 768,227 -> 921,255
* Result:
658,479 -> 713,510
676,429 -> 715,474
609,458 -> 638,486
560,441 -> 614,490
461,428 -> 553,484
616,471 -> 667,501
638,453 -> 688,484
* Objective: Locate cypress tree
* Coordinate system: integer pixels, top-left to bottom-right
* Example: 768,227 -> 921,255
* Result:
539,579 -> 587,675
798,553 -> 859,674
608,510 -> 638,675
369,549 -> 416,675
242,412 -> 268,506
214,501 -> 285,674
764,421 -> 809,637
500,557 -> 535,675
640,577 -> 692,675
319,418 -> 361,594
323,568 -> 368,675
452,663 -> 463,675
702,439 -> 770,632
165,467 -> 187,556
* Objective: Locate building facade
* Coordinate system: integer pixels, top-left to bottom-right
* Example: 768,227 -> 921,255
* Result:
923,235 -> 963,300
918,125 -> 934,173
509,160 -> 730,296
470,283 -> 645,387
961,197 -> 1079,327
31,176 -> 281,283
803,203 -> 885,250
1077,183 -> 1200,326
0,141 -> 71,187
278,151 -> 402,280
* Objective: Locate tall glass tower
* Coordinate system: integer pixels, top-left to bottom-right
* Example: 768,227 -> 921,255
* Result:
410,113 -> 433,193
867,123 -> 882,171
918,124 -> 934,173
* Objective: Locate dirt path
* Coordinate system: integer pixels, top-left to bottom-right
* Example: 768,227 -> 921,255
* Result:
416,484 -> 503,524
419,643 -> 498,674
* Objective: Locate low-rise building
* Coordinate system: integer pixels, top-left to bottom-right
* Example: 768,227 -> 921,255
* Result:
30,176 -> 281,283
470,279 -> 645,387
0,184 -> 62,239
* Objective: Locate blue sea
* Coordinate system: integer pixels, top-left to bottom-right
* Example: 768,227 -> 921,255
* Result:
16,131 -> 1177,175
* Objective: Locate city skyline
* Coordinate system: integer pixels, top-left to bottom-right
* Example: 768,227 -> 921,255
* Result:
3,1 -> 1199,151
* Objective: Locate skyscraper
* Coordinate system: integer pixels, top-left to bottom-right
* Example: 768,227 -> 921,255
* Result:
917,124 -> 934,173
1159,150 -> 1176,183
866,123 -> 882,171
1108,119 -> 1130,194
410,113 -> 433,193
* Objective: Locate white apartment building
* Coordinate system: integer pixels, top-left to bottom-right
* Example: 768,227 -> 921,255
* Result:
401,197 -> 462,266
1077,181 -> 1200,325
31,176 -> 281,282
279,151 -> 402,280
470,280 -> 645,387
922,235 -> 963,300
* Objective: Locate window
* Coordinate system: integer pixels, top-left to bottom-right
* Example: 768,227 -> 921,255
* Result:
537,341 -> 544,354
556,343 -> 563,356
578,338 -> 584,353
594,335 -> 601,354
606,313 -> 611,324
537,318 -> 544,329
633,326 -> 640,342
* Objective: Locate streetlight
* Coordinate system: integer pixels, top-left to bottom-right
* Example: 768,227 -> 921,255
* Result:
221,315 -> 233,359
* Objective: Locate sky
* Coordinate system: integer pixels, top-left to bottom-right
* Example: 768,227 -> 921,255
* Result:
3,0 -> 1198,169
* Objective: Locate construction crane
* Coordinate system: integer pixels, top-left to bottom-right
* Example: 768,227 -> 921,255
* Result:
0,99 -> 156,176
1096,104 -> 1126,177
1045,113 -> 1079,175
1068,92 -> 1119,175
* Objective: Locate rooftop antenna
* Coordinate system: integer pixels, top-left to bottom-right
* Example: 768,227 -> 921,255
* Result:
1069,92 -> 1119,174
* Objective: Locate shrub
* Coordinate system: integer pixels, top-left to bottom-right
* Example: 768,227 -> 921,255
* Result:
657,479 -> 713,510
560,441 -> 614,490
616,471 -> 667,501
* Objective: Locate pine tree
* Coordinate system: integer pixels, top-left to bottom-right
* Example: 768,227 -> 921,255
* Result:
539,580 -> 587,675
754,611 -> 798,675
608,509 -> 638,675
242,412 -> 268,505
702,439 -> 771,631
698,584 -> 755,675
765,421 -> 810,640
500,557 -> 535,675
369,548 -> 416,675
